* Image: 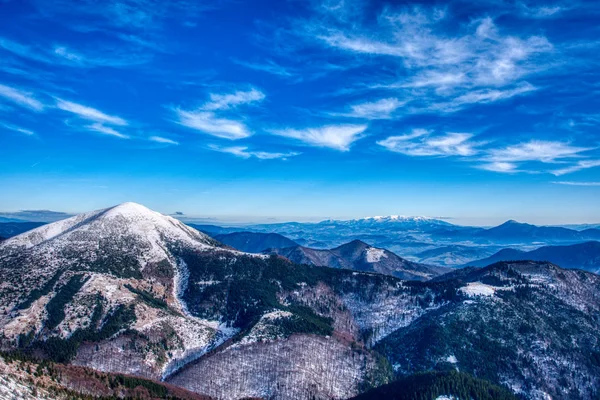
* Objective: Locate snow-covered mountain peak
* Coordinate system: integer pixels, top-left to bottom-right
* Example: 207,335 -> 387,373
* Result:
0,202 -> 215,267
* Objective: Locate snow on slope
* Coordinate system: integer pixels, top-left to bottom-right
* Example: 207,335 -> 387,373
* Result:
365,247 -> 387,263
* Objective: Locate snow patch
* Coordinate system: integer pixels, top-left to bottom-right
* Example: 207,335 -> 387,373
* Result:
366,247 -> 387,263
459,282 -> 496,297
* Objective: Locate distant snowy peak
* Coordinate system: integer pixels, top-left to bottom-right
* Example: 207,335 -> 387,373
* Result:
323,215 -> 453,227
363,215 -> 438,222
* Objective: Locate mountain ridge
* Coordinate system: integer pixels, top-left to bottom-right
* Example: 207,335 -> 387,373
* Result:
464,241 -> 600,273
264,239 -> 448,280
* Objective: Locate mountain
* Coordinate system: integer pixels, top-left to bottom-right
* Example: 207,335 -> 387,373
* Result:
266,239 -> 448,280
213,231 -> 298,253
2,203 -> 600,400
375,261 -> 600,400
0,221 -> 46,238
477,220 -> 600,243
464,241 -> 600,273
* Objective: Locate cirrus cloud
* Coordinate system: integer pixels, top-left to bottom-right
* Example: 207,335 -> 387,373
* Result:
271,124 -> 368,151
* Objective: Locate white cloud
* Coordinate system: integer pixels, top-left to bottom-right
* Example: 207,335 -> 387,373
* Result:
377,130 -> 481,157
403,71 -> 467,89
149,135 -> 179,145
174,110 -> 251,140
342,98 -> 404,119
0,83 -> 45,111
551,160 -> 600,176
173,87 -> 264,139
209,145 -> 300,160
202,88 -> 265,111
479,161 -> 519,173
271,124 -> 368,151
85,123 -> 129,139
283,5 -> 553,116
55,99 -> 127,126
447,83 -> 537,108
488,140 -> 593,163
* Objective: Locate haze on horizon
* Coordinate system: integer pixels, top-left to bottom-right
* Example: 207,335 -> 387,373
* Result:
1,0 -> 599,226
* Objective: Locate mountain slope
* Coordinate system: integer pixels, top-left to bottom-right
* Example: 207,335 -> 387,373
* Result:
213,231 -> 298,253
0,353 -> 211,400
0,202 -> 231,380
465,241 -> 600,273
351,370 -> 518,400
376,261 -> 600,400
267,239 -> 448,280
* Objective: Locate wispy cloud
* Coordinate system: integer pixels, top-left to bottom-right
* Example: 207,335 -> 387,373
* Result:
273,4 -> 554,117
552,181 -> 600,186
337,98 -> 404,119
437,83 -> 537,111
0,83 -> 45,111
209,144 -> 300,160
478,161 -> 519,173
271,124 -> 368,151
518,3 -> 565,18
0,36 -> 152,68
202,88 -> 265,111
174,110 -> 252,139
55,99 -> 128,126
1,122 -> 35,136
149,135 -> 179,145
377,130 -> 481,157
232,59 -> 297,79
551,160 -> 600,176
173,87 -> 265,139
378,132 -> 597,176
85,123 -> 129,139
487,140 -> 593,163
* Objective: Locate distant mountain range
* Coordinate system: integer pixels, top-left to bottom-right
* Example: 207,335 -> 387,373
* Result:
465,241 -> 600,273
4,214 -> 600,273
214,231 -> 299,253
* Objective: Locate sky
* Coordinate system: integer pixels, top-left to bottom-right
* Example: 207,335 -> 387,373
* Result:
0,0 -> 599,226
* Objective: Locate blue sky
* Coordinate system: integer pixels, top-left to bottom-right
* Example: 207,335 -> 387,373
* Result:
0,0 -> 599,225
